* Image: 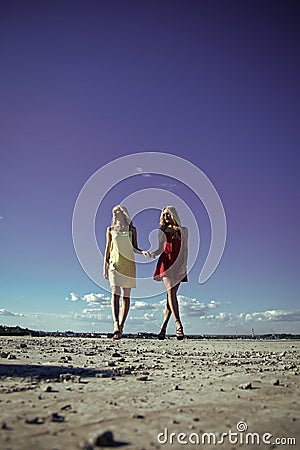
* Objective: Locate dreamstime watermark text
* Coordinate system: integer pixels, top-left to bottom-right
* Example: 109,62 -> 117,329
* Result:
157,421 -> 296,446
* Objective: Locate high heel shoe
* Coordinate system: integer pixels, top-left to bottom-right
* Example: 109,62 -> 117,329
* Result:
112,322 -> 122,340
157,328 -> 166,340
175,320 -> 184,340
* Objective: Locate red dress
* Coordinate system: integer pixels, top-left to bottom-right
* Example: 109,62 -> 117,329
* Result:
154,230 -> 188,282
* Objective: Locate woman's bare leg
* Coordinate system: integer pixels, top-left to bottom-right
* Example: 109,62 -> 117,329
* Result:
119,287 -> 131,332
111,286 -> 121,332
163,278 -> 180,322
160,299 -> 172,331
162,279 -> 184,338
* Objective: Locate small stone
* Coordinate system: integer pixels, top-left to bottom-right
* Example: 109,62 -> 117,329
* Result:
25,416 -> 44,425
44,386 -> 54,392
93,430 -> 115,446
238,382 -> 253,390
7,354 -> 16,360
50,412 -> 65,423
106,361 -> 116,367
137,376 -> 148,381
61,404 -> 72,411
82,443 -> 94,450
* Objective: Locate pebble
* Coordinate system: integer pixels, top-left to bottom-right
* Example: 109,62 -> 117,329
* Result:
106,361 -> 116,367
25,416 -> 44,425
238,382 -> 253,390
61,404 -> 72,411
59,373 -> 81,383
93,430 -> 115,446
50,412 -> 65,423
44,386 -> 55,392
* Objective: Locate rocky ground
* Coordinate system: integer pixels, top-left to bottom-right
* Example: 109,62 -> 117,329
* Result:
0,336 -> 299,449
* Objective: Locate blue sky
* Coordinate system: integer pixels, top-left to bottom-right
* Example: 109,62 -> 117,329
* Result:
1,0 -> 299,334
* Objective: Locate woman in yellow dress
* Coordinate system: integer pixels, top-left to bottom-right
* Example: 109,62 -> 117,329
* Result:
103,205 -> 147,340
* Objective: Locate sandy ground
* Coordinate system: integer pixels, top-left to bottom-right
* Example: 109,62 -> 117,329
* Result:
0,336 -> 299,450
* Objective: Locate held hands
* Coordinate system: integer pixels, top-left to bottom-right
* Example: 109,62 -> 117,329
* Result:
103,263 -> 109,279
142,251 -> 155,258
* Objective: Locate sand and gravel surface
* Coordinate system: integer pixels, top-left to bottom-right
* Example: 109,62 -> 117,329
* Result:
0,336 -> 299,450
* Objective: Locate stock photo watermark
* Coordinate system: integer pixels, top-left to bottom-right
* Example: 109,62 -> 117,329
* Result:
72,152 -> 227,297
157,421 -> 296,446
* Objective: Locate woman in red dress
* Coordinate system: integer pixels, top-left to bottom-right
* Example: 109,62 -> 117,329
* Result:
151,206 -> 188,340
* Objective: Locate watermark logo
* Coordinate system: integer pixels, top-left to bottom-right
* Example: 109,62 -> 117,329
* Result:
157,421 -> 296,446
72,152 -> 226,297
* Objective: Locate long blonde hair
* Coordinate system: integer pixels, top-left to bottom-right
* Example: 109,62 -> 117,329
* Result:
159,205 -> 181,230
112,205 -> 132,227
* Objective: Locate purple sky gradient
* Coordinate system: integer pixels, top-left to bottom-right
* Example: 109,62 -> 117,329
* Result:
1,0 -> 299,334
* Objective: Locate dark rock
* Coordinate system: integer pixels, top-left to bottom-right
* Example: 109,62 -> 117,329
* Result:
50,412 -> 65,423
25,416 -> 44,425
93,430 -> 114,446
238,382 -> 253,390
44,385 -> 55,392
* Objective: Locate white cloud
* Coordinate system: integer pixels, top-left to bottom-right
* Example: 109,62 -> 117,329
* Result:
214,312 -> 233,322
178,295 -> 221,317
135,167 -> 151,177
158,182 -> 178,191
67,292 -> 110,305
144,313 -> 154,320
0,309 -> 25,317
69,292 -> 80,301
132,301 -> 157,310
207,300 -> 220,309
239,309 -> 300,323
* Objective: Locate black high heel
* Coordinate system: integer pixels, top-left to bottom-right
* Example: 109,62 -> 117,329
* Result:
157,328 -> 166,340
175,320 -> 184,340
112,321 -> 122,340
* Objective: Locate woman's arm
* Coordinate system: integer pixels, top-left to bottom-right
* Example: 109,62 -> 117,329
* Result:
103,227 -> 112,278
131,226 -> 148,256
179,227 -> 188,271
183,227 -> 188,263
150,229 -> 166,258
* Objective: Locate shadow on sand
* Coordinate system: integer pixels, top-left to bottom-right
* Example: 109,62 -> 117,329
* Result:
0,363 -> 119,380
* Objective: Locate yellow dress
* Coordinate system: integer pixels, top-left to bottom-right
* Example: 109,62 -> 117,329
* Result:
108,230 -> 136,288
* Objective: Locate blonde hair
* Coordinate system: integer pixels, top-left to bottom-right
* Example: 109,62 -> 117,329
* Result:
159,205 -> 181,230
112,205 -> 132,227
